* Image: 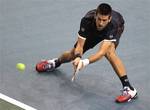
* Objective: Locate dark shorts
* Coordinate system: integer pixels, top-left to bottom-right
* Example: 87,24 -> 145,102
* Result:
74,25 -> 124,53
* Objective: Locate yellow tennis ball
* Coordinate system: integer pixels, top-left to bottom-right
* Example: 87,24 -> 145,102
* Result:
16,63 -> 26,71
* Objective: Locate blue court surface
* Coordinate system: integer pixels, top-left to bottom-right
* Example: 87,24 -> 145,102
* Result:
0,0 -> 150,110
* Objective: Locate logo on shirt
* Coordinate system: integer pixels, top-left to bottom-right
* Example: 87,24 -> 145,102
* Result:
81,27 -> 85,32
109,35 -> 113,39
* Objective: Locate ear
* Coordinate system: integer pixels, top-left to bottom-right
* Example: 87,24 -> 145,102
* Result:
109,16 -> 112,22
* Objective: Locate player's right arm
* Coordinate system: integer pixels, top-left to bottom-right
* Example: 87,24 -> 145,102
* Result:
73,35 -> 86,69
74,34 -> 86,57
73,17 -> 89,69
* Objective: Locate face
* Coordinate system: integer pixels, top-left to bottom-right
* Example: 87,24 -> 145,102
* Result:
95,13 -> 111,31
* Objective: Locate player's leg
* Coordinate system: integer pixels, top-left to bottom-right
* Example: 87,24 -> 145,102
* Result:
105,43 -> 126,77
36,48 -> 76,72
35,40 -> 90,72
58,48 -> 76,64
105,43 -> 137,103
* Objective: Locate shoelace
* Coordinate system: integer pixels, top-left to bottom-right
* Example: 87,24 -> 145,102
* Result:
120,87 -> 130,96
44,63 -> 51,70
44,63 -> 56,72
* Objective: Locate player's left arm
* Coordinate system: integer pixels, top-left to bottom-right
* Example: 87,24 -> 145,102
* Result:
76,40 -> 113,71
88,40 -> 112,63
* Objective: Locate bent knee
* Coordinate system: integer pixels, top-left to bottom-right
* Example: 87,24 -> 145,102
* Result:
105,51 -> 117,60
105,43 -> 117,59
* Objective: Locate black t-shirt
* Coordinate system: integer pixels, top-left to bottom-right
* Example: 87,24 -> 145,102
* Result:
78,9 -> 124,48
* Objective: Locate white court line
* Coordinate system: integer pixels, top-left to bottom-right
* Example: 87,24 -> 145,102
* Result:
0,93 -> 37,110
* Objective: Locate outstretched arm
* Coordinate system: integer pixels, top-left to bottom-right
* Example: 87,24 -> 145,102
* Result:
72,35 -> 86,69
74,35 -> 86,57
71,40 -> 113,81
88,40 -> 112,63
75,40 -> 113,71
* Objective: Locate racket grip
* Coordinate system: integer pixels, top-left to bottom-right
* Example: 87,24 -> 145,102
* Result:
71,60 -> 82,82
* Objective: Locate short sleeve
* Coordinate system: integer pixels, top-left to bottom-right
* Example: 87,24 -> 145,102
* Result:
78,18 -> 90,38
108,29 -> 118,41
104,23 -> 118,42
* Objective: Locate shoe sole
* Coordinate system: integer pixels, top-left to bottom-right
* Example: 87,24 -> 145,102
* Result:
128,93 -> 138,102
116,93 -> 138,103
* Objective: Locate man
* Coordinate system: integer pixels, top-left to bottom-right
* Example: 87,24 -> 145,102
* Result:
36,3 -> 137,103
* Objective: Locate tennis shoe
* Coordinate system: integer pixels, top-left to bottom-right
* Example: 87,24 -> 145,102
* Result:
36,59 -> 57,72
115,86 -> 137,103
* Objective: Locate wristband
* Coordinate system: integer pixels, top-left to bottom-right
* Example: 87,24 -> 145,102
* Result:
82,59 -> 90,66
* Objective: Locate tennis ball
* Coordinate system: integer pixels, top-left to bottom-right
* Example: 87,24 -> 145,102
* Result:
16,63 -> 26,71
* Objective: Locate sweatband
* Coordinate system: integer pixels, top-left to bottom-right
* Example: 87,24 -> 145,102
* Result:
82,59 -> 89,66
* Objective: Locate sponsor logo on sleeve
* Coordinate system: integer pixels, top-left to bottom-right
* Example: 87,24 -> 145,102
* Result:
81,27 -> 85,32
109,35 -> 113,39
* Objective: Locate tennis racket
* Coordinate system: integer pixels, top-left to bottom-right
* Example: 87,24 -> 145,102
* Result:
71,60 -> 82,82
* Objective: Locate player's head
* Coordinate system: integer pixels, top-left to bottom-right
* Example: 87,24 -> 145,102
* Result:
95,3 -> 112,30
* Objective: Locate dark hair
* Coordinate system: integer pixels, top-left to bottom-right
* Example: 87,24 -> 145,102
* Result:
96,3 -> 112,16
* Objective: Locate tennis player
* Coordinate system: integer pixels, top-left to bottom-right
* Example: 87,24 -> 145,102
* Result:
36,3 -> 137,103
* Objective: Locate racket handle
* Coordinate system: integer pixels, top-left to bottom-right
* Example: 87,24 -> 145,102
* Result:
71,60 -> 82,82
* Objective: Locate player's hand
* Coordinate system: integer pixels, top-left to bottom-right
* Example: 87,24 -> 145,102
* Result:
72,57 -> 81,71
71,58 -> 90,82
72,58 -> 90,71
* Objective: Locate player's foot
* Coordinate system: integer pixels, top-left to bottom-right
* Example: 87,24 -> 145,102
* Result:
115,86 -> 137,103
36,58 -> 58,72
